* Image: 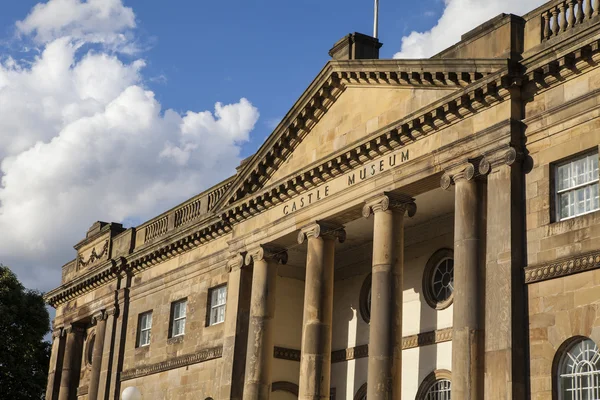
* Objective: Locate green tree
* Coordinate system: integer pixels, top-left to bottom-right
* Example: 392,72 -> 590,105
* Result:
0,265 -> 51,399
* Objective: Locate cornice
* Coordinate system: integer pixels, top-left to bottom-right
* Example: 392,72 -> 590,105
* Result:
45,258 -> 124,308
120,346 -> 222,381
525,249 -> 600,284
215,59 -> 512,214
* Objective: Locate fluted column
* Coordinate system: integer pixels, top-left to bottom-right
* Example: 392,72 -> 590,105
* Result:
220,253 -> 253,400
363,193 -> 416,400
88,310 -> 107,400
442,163 -> 484,400
46,327 -> 65,400
297,222 -> 346,400
243,245 -> 288,400
58,323 -> 85,400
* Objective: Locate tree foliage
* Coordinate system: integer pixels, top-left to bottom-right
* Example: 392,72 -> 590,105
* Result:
0,265 -> 51,399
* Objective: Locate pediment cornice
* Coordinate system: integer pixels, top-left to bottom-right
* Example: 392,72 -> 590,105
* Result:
213,58 -> 511,213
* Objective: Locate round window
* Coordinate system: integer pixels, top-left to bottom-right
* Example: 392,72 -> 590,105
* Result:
86,333 -> 95,367
423,249 -> 454,310
359,273 -> 372,323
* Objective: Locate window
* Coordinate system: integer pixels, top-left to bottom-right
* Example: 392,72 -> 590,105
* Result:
416,370 -> 452,400
208,285 -> 227,326
555,151 -> 599,221
359,274 -> 372,323
86,334 -> 95,366
423,379 -> 452,400
423,249 -> 454,310
137,311 -> 152,347
557,337 -> 600,399
170,299 -> 187,338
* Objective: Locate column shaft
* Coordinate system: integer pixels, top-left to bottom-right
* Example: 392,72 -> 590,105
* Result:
368,210 -> 404,399
46,329 -> 65,400
243,246 -> 285,400
297,222 -> 344,400
97,307 -> 117,400
58,325 -> 84,400
88,312 -> 107,400
451,176 -> 484,400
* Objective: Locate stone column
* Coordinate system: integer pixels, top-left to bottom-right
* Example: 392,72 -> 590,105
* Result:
46,327 -> 65,400
108,270 -> 131,400
442,163 -> 484,400
297,222 -> 345,400
480,148 -> 527,400
97,307 -> 118,400
243,245 -> 288,400
58,323 -> 85,400
363,193 -> 416,400
88,310 -> 107,400
220,253 -> 253,400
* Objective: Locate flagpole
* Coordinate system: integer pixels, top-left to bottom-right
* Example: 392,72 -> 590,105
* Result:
373,0 -> 379,39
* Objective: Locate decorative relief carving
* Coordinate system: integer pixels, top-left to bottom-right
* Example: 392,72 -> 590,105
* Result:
525,250 -> 600,284
297,221 -> 346,244
78,240 -> 108,269
120,346 -> 223,381
245,245 -> 288,266
274,328 -> 453,364
362,192 -> 416,218
273,346 -> 301,362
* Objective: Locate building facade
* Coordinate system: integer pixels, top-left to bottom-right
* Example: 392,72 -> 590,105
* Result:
44,1 -> 600,399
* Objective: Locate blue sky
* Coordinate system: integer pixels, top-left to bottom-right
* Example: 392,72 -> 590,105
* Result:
0,0 -> 546,292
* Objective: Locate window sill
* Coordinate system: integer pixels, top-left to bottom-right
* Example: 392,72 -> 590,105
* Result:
552,209 -> 600,225
206,321 -> 224,328
135,344 -> 150,353
167,335 -> 184,345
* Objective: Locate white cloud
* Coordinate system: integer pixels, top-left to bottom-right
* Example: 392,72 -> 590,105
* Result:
0,0 -> 259,291
394,0 -> 547,59
16,0 -> 136,51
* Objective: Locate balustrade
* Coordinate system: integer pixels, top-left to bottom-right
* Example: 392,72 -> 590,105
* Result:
542,0 -> 600,41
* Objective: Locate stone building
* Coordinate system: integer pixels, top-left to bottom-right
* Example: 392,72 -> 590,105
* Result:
44,0 -> 600,399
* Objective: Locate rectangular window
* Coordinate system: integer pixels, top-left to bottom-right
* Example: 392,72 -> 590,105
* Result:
555,151 -> 599,221
137,311 -> 152,347
170,299 -> 187,338
208,285 -> 227,326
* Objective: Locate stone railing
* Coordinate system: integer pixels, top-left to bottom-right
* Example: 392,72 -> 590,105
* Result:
541,0 -> 600,41
143,215 -> 168,242
173,198 -> 202,228
136,180 -> 233,247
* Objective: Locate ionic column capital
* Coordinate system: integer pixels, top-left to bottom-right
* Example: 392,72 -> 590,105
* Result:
91,310 -> 106,325
52,327 -> 63,339
297,221 -> 346,245
478,146 -> 524,176
245,245 -> 288,266
63,323 -> 85,336
227,253 -> 246,272
362,192 -> 416,218
105,306 -> 118,318
441,161 -> 477,190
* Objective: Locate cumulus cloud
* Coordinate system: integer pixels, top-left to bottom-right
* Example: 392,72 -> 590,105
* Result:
394,0 -> 547,59
0,0 -> 259,291
16,0 -> 137,52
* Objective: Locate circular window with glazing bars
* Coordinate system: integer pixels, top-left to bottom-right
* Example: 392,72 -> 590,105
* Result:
423,249 -> 454,310
359,273 -> 372,323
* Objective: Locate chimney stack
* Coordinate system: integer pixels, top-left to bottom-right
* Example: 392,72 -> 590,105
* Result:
328,32 -> 382,60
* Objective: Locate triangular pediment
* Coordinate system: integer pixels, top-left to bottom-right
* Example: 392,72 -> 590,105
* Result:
215,58 -> 509,213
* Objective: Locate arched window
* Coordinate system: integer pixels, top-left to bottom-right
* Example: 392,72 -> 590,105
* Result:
556,337 -> 600,399
416,369 -> 452,400
354,383 -> 367,400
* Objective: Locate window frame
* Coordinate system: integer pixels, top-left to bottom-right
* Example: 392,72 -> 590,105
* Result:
553,336 -> 600,400
207,285 -> 227,326
169,299 -> 187,338
552,149 -> 600,222
422,248 -> 455,310
136,311 -> 153,348
416,369 -> 452,400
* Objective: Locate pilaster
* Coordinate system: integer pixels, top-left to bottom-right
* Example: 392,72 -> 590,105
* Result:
243,245 -> 287,400
88,310 -> 107,400
58,323 -> 85,400
46,327 -> 65,400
